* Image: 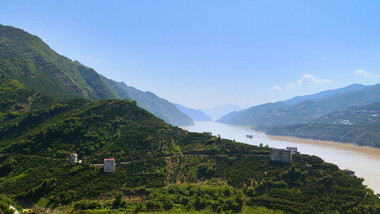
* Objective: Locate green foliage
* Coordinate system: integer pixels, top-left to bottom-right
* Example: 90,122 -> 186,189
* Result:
0,25 -> 194,126
116,81 -> 194,126
0,94 -> 378,213
0,25 -> 120,100
267,123 -> 380,148
146,184 -> 244,213
112,191 -> 123,209
74,200 -> 102,210
0,195 -> 13,214
0,25 -> 379,213
218,84 -> 371,130
267,101 -> 380,148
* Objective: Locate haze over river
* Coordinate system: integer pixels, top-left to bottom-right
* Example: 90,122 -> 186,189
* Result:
181,121 -> 380,194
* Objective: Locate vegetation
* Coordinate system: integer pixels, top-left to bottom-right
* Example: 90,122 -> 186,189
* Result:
1,24 -> 380,213
175,103 -> 212,122
116,81 -> 194,126
218,83 -> 380,129
0,25 -> 120,100
0,24 -> 193,126
267,102 -> 380,148
218,82 -> 380,148
0,85 -> 379,213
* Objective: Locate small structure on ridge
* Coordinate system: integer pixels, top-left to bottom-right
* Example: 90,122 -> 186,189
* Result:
69,153 -> 77,165
270,149 -> 292,163
203,132 -> 212,136
104,158 -> 116,173
286,147 -> 300,155
343,169 -> 357,178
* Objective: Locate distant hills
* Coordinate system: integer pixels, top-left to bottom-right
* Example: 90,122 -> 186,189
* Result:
218,84 -> 373,128
267,101 -> 380,148
218,83 -> 380,148
115,82 -> 193,126
0,25 -> 192,126
281,84 -> 368,105
203,104 -> 245,121
175,104 -> 212,122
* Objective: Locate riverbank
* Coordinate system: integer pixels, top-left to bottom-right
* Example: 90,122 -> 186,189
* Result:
266,134 -> 380,158
182,121 -> 380,194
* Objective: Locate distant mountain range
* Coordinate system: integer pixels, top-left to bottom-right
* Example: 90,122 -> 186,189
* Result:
175,104 -> 212,122
203,104 -> 245,121
218,83 -> 380,148
266,101 -> 380,148
0,25 -> 192,126
217,84 -> 373,128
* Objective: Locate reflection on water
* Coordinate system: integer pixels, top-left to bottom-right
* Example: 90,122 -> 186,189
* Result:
181,121 -> 380,194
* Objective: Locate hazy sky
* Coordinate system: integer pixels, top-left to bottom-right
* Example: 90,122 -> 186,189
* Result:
2,1 -> 380,109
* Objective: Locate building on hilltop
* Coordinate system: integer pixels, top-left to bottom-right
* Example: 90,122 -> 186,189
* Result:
286,147 -> 300,155
270,149 -> 292,162
104,158 -> 116,173
203,132 -> 212,136
69,153 -> 77,165
343,169 -> 357,178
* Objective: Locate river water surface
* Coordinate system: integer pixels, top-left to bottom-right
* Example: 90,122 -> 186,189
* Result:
181,121 -> 380,194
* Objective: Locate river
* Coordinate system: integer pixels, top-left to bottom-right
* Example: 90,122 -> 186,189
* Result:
181,121 -> 380,194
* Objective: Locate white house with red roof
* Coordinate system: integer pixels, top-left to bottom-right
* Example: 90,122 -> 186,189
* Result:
69,153 -> 77,165
286,147 -> 300,155
104,158 -> 116,173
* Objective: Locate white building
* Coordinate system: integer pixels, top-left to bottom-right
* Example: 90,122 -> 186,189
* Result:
286,147 -> 300,155
69,153 -> 77,165
104,158 -> 116,173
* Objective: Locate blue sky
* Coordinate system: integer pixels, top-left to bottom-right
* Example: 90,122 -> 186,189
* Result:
2,1 -> 380,109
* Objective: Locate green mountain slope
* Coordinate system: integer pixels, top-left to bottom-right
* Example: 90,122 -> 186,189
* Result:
0,25 -> 120,100
267,101 -> 380,148
0,25 -> 193,126
1,25 -> 379,213
217,102 -> 287,127
116,81 -> 194,126
0,75 -> 379,213
175,103 -> 212,121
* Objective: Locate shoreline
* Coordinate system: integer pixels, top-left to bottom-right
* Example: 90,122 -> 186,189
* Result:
182,121 -> 380,194
186,122 -> 380,153
263,133 -> 380,158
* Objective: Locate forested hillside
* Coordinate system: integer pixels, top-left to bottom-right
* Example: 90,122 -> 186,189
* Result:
217,84 -> 378,129
267,102 -> 380,148
1,25 -> 380,213
0,25 -> 120,100
218,83 -> 380,148
0,75 -> 379,214
116,81 -> 194,126
0,25 -> 193,126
